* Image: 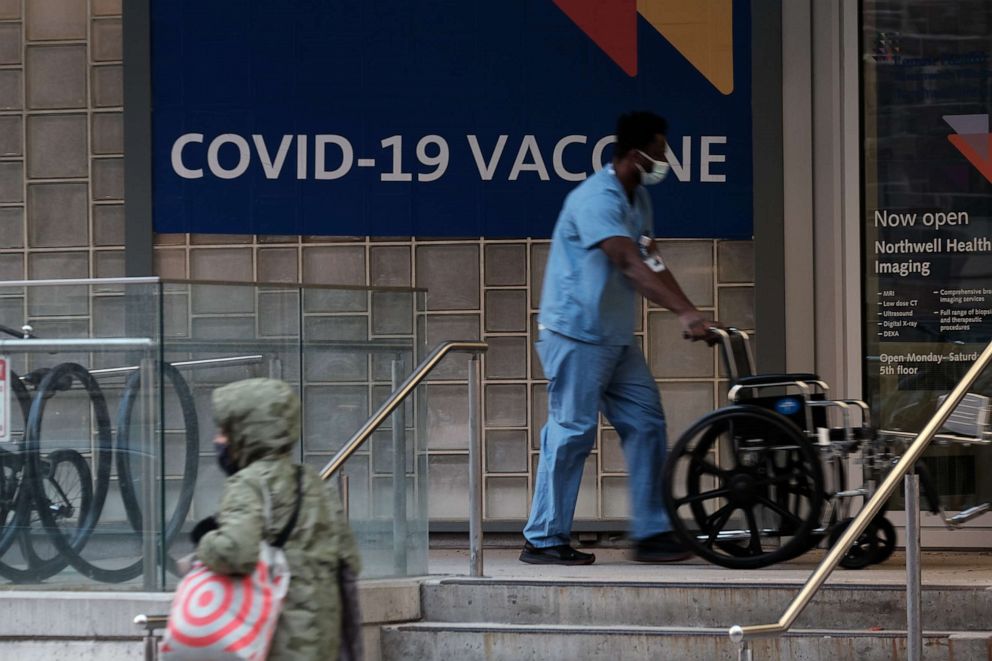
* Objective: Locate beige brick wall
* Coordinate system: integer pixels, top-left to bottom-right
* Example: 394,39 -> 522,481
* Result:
0,0 -> 755,524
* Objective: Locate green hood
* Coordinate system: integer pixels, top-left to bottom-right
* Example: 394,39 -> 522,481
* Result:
211,378 -> 300,468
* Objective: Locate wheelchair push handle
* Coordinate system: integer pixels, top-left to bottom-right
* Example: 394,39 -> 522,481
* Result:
682,325 -> 732,347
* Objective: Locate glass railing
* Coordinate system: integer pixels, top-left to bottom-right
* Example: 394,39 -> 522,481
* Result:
0,277 -> 427,590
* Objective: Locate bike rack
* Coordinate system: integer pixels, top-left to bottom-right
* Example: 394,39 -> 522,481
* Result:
0,337 -> 160,590
0,333 -> 423,588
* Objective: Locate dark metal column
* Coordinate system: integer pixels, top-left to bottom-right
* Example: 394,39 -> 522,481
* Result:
123,0 -> 155,277
751,0 -> 786,373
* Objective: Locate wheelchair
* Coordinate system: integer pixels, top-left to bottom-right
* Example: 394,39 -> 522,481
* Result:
662,327 -> 945,570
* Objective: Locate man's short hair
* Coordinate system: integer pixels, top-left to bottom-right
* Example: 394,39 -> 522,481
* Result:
615,111 -> 668,157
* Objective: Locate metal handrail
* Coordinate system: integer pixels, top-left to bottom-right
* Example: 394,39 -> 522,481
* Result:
319,340 -> 488,479
730,338 -> 992,648
318,340 -> 488,576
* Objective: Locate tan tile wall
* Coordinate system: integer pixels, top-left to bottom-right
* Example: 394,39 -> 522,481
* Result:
0,1 -> 755,524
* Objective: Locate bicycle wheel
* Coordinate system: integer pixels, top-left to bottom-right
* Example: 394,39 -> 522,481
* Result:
0,372 -> 43,582
0,372 -> 32,556
117,362 -> 199,552
19,449 -> 94,580
26,363 -> 118,582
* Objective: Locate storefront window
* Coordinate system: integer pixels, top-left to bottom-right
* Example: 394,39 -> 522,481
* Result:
862,1 -> 992,510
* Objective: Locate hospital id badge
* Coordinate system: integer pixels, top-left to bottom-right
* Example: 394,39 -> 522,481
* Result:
638,235 -> 666,273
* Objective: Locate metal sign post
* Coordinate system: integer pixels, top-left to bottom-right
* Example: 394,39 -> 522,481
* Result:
905,472 -> 923,661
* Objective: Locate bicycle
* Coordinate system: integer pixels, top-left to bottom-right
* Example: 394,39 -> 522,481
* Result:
0,323 -> 99,581
0,323 -> 200,583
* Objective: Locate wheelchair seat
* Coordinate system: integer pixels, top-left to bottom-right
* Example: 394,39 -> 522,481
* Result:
735,373 -> 821,387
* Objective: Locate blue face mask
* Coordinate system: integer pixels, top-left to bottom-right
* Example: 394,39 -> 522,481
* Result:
215,442 -> 238,476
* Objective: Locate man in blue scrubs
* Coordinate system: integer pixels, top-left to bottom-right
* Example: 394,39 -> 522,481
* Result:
521,112 -> 719,565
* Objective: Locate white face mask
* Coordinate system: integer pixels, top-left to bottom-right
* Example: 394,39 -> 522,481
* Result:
635,150 -> 670,185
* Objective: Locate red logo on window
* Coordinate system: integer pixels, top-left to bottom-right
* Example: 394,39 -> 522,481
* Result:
945,114 -> 992,184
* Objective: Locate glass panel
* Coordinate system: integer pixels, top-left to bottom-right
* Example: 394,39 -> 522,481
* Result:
0,278 -> 427,589
862,2 -> 992,512
0,281 -> 160,589
300,284 -> 425,578
161,282 -> 302,588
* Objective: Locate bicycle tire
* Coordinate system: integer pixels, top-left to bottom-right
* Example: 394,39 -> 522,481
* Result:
0,372 -> 32,555
26,363 -> 118,582
0,372 -> 46,582
18,449 -> 94,581
116,362 -> 199,550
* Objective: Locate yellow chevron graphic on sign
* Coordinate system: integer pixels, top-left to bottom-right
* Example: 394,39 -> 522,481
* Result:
637,0 -> 734,95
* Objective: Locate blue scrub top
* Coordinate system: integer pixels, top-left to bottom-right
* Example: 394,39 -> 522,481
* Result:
537,167 -> 653,346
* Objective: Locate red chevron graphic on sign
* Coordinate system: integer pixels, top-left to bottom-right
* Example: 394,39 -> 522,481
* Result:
552,0 -> 638,76
948,133 -> 992,184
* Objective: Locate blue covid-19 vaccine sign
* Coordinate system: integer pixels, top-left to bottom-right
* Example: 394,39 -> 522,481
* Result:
151,0 -> 752,238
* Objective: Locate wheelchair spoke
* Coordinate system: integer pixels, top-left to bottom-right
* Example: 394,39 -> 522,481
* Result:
676,487 -> 732,507
777,482 -> 816,499
704,503 -> 736,548
744,506 -> 763,554
755,494 -> 804,526
691,458 -> 727,478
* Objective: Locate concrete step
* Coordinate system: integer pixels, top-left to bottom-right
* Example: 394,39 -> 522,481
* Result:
380,622 -> 992,661
0,580 -> 422,661
421,578 -> 992,631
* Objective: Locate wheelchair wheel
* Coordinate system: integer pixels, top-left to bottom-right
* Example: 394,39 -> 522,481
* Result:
663,405 -> 824,569
872,515 -> 897,563
829,515 -> 896,569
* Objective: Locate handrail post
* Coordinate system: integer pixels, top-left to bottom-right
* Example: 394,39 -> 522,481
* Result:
140,355 -> 159,590
392,357 -> 408,576
905,471 -> 922,661
468,354 -> 484,577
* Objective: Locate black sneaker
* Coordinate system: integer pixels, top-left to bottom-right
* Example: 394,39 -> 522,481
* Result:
632,532 -> 693,563
519,542 -> 596,566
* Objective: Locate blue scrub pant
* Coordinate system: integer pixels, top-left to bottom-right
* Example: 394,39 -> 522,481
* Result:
523,329 -> 672,547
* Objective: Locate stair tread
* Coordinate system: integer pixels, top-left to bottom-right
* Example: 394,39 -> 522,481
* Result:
429,577 -> 990,591
386,622 -> 992,638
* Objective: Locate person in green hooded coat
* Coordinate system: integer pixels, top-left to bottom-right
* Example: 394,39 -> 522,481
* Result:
193,377 -> 361,660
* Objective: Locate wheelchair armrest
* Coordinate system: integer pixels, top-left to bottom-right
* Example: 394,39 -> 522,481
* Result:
735,373 -> 821,387
827,427 -> 876,442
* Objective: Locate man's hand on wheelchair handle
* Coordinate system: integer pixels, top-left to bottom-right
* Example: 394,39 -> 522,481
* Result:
678,311 -> 723,345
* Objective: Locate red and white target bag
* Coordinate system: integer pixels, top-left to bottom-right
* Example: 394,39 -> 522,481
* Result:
161,474 -> 301,661
160,542 -> 289,660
